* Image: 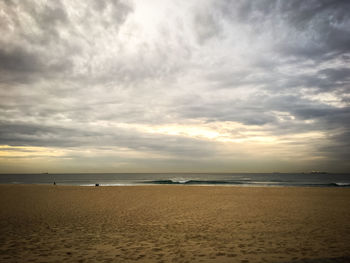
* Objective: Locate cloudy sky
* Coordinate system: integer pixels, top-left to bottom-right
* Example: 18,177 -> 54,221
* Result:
0,0 -> 349,173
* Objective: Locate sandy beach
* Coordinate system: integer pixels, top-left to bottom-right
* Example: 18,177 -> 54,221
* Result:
0,185 -> 349,263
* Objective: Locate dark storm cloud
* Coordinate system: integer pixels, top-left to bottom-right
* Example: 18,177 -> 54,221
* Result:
0,0 -> 134,84
216,0 -> 350,60
0,48 -> 43,73
280,0 -> 350,56
0,46 -> 73,84
179,102 -> 276,126
318,130 -> 350,161
176,89 -> 350,144
277,70 -> 349,92
319,68 -> 350,84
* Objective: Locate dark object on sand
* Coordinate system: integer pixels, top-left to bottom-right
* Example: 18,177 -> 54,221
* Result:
53,182 -> 56,185
95,183 -> 99,186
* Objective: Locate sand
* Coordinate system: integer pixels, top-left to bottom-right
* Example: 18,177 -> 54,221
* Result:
0,185 -> 349,263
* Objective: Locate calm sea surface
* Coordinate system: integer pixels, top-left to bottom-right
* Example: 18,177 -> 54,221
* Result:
0,173 -> 349,187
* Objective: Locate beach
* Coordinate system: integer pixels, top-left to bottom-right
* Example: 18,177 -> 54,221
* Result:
0,185 -> 349,263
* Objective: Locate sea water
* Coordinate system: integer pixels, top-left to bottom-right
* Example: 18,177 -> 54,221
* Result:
0,173 -> 349,187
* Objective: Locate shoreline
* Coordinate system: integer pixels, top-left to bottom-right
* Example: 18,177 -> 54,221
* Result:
1,183 -> 350,188
1,185 -> 350,262
2,172 -> 349,188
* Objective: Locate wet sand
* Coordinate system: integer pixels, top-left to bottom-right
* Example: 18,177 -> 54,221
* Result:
0,185 -> 349,263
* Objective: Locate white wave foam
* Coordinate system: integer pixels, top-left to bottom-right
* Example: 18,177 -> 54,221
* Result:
170,178 -> 191,184
335,182 -> 350,187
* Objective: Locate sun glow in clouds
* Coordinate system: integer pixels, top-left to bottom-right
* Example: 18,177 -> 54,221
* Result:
0,0 -> 349,172
0,145 -> 66,158
141,122 -> 327,145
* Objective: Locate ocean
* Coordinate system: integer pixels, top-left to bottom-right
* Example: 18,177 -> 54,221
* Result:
0,173 -> 349,187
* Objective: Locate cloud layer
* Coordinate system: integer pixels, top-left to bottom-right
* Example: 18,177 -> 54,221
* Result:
1,0 -> 349,172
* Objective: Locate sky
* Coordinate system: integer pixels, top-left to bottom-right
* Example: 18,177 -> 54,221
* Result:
0,0 -> 350,173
